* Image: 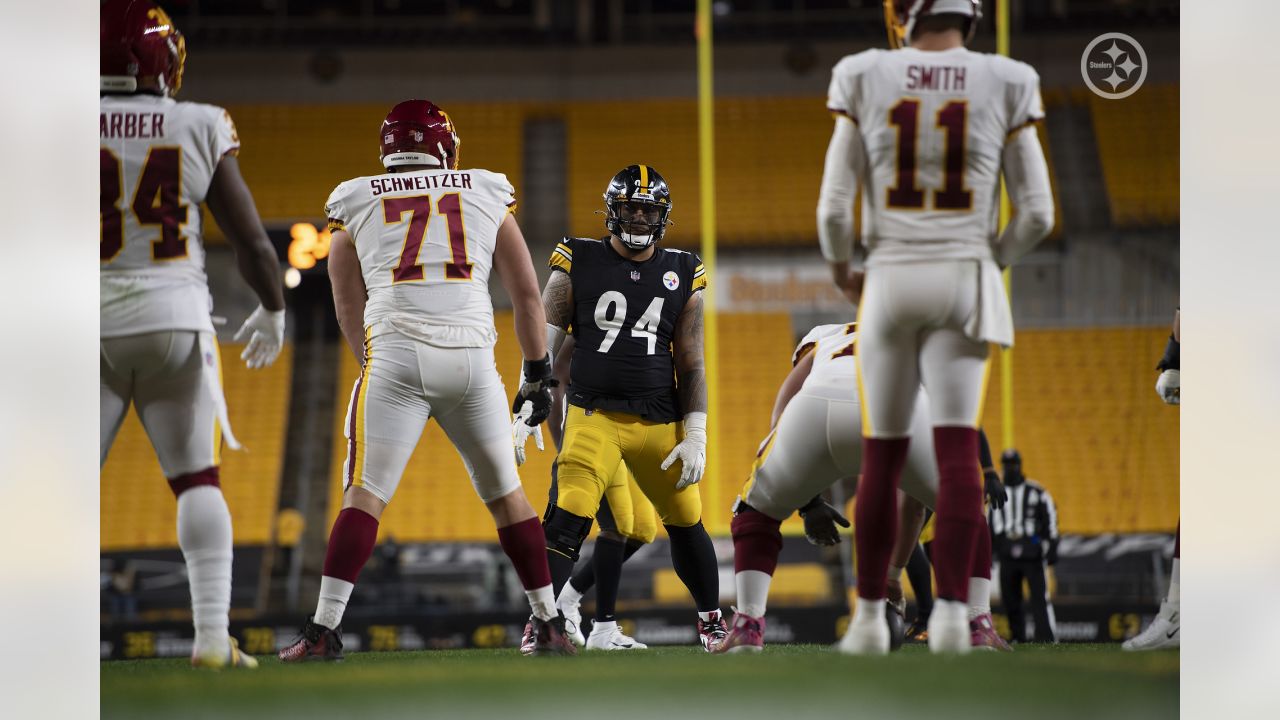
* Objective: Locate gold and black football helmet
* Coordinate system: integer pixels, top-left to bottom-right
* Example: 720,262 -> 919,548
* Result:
603,164 -> 672,250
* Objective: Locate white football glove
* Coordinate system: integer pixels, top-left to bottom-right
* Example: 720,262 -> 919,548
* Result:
512,401 -> 544,466
662,412 -> 707,490
1156,369 -> 1179,405
234,305 -> 285,369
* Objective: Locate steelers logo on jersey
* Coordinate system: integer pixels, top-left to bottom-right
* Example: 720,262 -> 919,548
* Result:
663,271 -> 680,291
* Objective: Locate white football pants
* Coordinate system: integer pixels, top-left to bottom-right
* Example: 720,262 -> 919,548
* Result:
342,330 -> 520,504
100,330 -> 220,477
743,376 -> 940,521
856,260 -> 991,437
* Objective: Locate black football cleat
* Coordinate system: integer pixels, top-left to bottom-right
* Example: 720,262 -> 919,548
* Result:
529,612 -> 577,656
277,616 -> 345,663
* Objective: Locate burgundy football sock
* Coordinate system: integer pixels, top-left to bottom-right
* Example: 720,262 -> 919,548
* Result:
855,437 -> 910,599
971,512 -> 992,581
497,516 -> 553,590
932,427 -> 982,602
731,510 -> 784,576
322,508 -> 379,583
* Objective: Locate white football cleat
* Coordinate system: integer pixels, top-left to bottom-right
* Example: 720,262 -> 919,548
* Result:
558,598 -> 586,647
927,601 -> 971,654
191,637 -> 258,669
836,617 -> 890,656
1123,601 -> 1179,651
585,621 -> 648,650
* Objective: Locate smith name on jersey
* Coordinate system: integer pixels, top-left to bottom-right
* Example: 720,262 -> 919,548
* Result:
827,46 -> 1043,266
325,168 -> 517,348
549,237 -> 707,423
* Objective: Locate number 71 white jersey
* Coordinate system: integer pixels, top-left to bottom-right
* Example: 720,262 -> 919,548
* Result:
827,46 -> 1043,265
325,168 -> 517,348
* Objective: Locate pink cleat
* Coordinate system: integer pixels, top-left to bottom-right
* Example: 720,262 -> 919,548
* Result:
713,611 -> 765,654
969,613 -> 1013,652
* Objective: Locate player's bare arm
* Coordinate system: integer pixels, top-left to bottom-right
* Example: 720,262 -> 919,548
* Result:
546,335 -> 575,451
674,291 -> 708,416
493,213 -> 548,362
206,155 -> 285,312
327,229 -> 367,365
541,268 -> 574,333
769,349 -> 815,428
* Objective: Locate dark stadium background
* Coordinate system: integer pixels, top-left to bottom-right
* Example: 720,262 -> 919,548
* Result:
99,0 -> 1179,659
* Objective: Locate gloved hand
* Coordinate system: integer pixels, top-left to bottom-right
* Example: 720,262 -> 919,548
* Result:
234,305 -> 285,369
511,401 -> 544,466
984,469 -> 1007,510
511,354 -> 559,425
1156,369 -> 1179,405
1046,542 -> 1059,566
662,412 -> 707,489
798,497 -> 851,546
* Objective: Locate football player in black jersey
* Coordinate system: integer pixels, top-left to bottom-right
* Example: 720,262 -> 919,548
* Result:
515,165 -> 727,651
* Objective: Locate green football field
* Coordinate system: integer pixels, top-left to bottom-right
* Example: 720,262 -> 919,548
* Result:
101,644 -> 1178,720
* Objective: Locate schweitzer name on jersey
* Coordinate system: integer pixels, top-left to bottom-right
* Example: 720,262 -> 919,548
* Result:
549,237 -> 707,423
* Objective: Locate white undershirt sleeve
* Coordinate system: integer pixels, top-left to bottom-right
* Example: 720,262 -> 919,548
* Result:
816,116 -> 866,264
994,126 -> 1055,267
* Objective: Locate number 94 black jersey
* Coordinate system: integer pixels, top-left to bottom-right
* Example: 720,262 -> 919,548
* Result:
548,237 -> 707,423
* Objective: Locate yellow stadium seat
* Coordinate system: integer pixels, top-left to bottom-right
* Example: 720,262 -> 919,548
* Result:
980,328 -> 1179,534
1090,85 -> 1178,226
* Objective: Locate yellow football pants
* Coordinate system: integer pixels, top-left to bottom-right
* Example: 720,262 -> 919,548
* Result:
556,406 -> 702,528
600,461 -> 659,544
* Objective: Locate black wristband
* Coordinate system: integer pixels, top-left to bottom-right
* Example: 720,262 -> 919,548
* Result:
1156,334 -> 1179,371
523,353 -> 553,383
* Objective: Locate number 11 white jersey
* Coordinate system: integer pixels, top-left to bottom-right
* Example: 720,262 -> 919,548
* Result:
827,46 -> 1043,266
325,168 -> 517,348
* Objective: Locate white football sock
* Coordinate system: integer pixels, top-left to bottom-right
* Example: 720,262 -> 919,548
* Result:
527,584 -> 557,621
315,576 -> 355,630
698,609 -> 723,622
1167,558 -> 1180,606
176,486 -> 233,656
590,620 -> 617,634
557,581 -> 584,609
853,596 -> 886,625
735,570 -> 772,618
967,577 -> 992,620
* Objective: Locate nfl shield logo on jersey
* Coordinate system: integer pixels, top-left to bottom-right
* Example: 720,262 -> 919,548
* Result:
631,270 -> 641,283
663,271 -> 680,291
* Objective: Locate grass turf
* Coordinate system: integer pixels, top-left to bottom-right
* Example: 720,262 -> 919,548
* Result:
101,644 -> 1178,720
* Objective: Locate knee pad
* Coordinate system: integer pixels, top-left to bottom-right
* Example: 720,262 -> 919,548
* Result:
543,506 -> 592,562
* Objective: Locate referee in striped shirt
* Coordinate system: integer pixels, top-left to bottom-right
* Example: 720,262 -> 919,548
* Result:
989,449 -> 1059,643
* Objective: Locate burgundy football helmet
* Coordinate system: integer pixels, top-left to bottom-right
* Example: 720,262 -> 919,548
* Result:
101,0 -> 187,96
379,100 -> 461,171
883,0 -> 982,49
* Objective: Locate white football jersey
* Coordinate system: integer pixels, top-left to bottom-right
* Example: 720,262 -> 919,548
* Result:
100,94 -> 240,337
325,168 -> 517,348
827,47 -> 1043,266
792,323 -> 858,385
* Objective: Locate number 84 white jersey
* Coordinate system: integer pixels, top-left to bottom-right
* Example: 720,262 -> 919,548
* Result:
325,168 -> 517,348
827,46 -> 1043,266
